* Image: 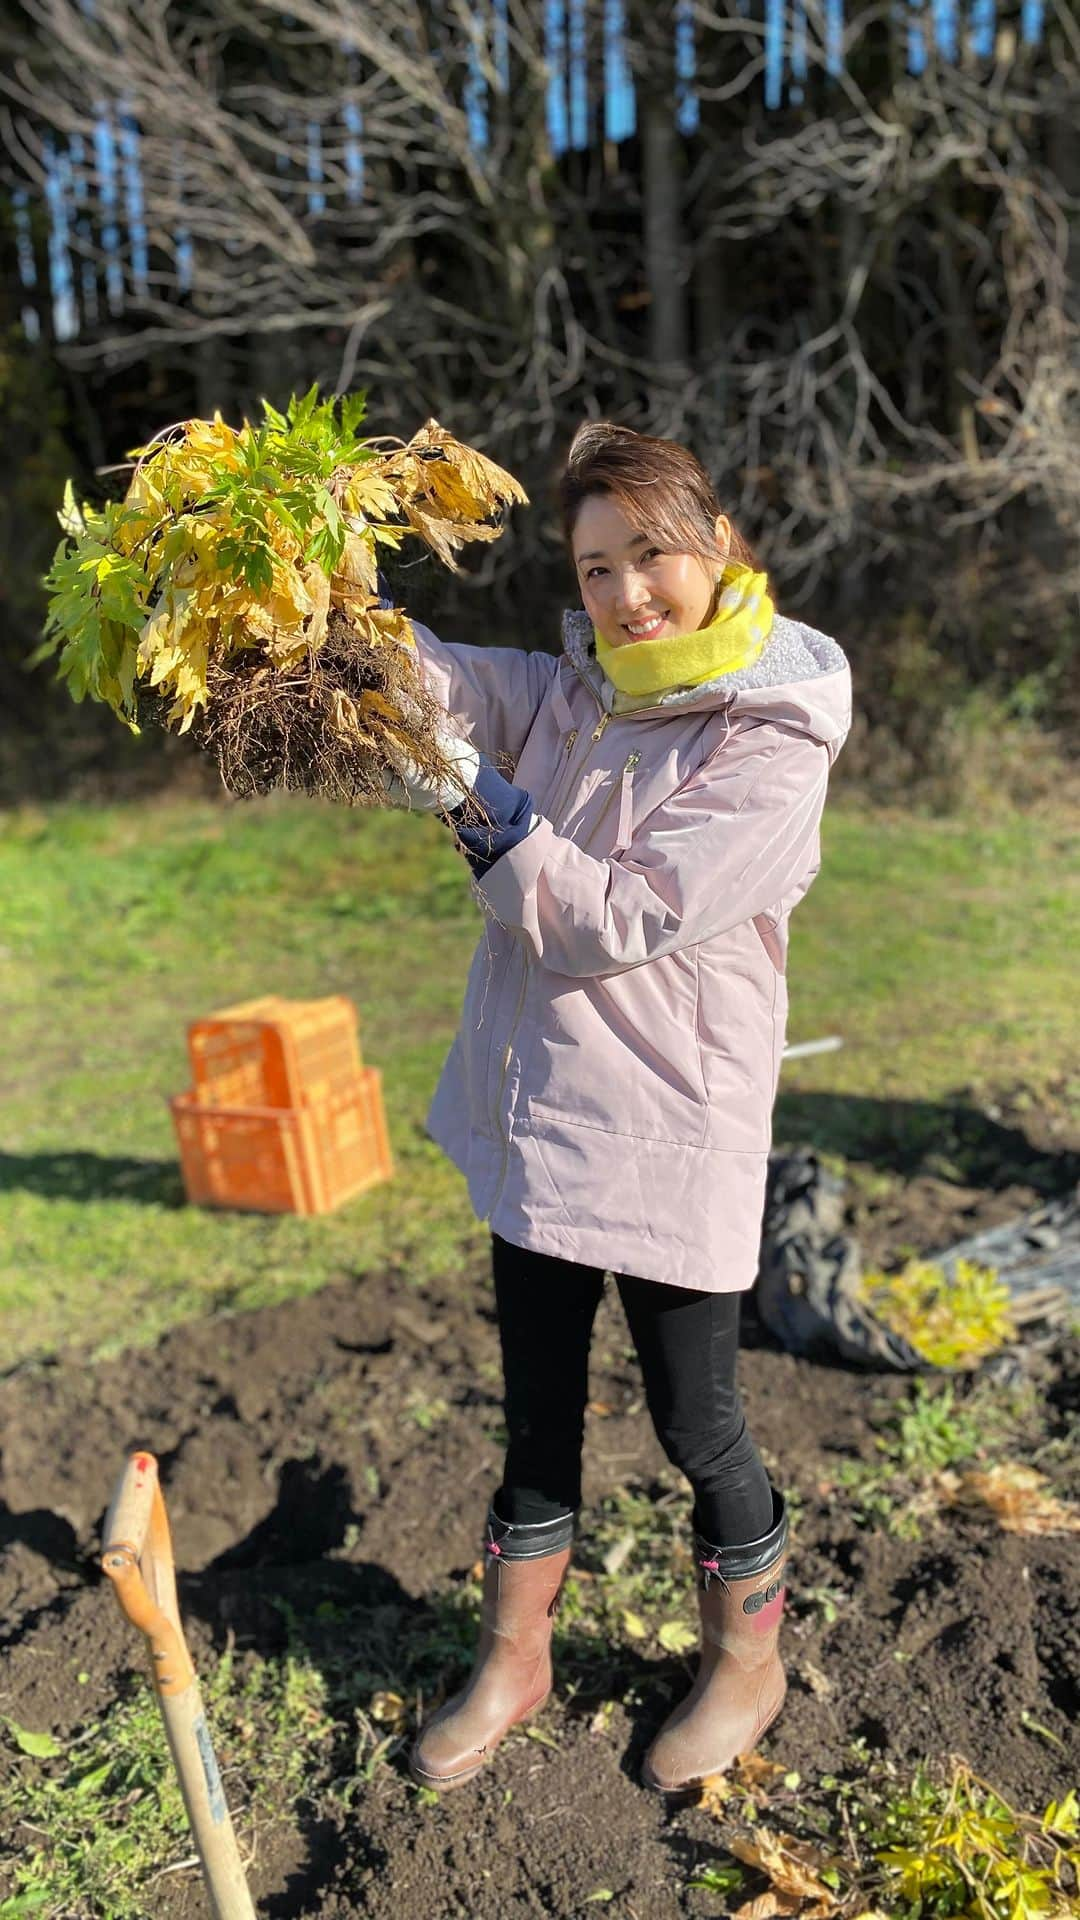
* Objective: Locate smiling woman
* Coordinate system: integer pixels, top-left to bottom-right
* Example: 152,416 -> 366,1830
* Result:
383,416 -> 852,1801
561,419 -> 764,647
573,498 -> 727,646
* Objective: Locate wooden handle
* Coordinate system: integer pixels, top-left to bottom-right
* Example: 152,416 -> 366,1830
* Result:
102,1452 -> 193,1696
101,1453 -> 257,1918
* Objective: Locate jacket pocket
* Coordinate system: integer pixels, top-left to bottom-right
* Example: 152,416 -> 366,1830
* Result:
586,750 -> 640,856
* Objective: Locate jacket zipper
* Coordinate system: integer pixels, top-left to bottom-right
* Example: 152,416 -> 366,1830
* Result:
488,714 -> 629,1220
544,725 -> 579,826
488,696 -> 611,1218
545,709 -> 612,833
489,945 -> 529,1216
589,747 -> 641,845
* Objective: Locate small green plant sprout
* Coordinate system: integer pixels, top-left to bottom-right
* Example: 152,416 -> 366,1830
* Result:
859,1258 -> 1015,1369
871,1761 -> 1079,1920
837,1380 -> 985,1536
686,1860 -> 746,1896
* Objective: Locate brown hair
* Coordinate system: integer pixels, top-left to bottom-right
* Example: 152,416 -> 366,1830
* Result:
557,421 -> 764,624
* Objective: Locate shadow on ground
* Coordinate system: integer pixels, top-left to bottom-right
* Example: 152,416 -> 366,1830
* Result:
774,1090 -> 1077,1193
2,1092 -> 1075,1213
0,1150 -> 186,1207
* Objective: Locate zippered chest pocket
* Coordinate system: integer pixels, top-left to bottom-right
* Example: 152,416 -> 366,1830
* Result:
586,749 -> 640,856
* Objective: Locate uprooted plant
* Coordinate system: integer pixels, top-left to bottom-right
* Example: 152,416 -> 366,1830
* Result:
34,386 -> 528,811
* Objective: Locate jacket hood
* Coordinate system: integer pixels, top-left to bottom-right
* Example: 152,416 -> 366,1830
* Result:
561,608 -> 852,765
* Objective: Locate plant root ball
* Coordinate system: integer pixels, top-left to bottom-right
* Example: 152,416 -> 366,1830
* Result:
182,609 -> 451,807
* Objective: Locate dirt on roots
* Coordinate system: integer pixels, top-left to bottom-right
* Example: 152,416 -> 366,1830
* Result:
1,1148 -> 1077,1919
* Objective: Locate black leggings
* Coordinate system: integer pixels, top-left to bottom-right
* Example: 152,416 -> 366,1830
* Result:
492,1234 -> 774,1547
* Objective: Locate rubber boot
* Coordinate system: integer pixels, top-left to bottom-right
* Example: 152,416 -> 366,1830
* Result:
409,1508 -> 574,1790
642,1490 -> 789,1793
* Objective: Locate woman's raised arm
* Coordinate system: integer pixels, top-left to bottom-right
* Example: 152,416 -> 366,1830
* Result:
409,620 -> 558,772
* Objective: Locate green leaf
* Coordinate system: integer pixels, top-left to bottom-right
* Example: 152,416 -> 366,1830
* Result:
0,1893 -> 53,1914
314,486 -> 342,538
522,1725 -> 560,1751
266,497 -> 306,541
73,1759 -> 114,1796
57,477 -> 86,536
6,1720 -> 63,1759
1020,1710 -> 1064,1748
340,389 -> 369,439
687,1865 -> 743,1894
248,549 -> 275,594
287,382 -> 320,429
584,1893 -> 615,1904
306,522 -> 345,576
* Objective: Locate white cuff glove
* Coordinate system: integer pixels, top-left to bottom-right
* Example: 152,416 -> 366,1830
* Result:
381,713 -> 481,814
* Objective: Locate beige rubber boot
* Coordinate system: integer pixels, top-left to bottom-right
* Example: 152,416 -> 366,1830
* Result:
410,1509 -> 573,1790
643,1491 -> 789,1793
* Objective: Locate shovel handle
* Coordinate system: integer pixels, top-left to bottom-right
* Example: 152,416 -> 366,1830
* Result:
102,1452 -> 193,1696
101,1452 -> 257,1919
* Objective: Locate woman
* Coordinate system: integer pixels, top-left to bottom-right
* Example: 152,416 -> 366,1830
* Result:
379,421 -> 852,1794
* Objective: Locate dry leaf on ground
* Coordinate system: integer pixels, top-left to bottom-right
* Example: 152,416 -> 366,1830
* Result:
735,1753 -> 790,1791
727,1828 -> 840,1912
800,1661 -> 834,1697
938,1463 -> 1080,1535
733,1892 -> 803,1919
698,1754 -> 792,1819
698,1774 -> 735,1817
734,1893 -> 838,1920
699,1755 -> 794,1820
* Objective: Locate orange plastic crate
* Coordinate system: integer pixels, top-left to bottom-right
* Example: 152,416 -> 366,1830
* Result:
170,1068 -> 393,1215
187,995 -> 362,1111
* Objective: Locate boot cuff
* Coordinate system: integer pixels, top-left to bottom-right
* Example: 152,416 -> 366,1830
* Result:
485,1508 -> 576,1562
693,1488 -> 788,1585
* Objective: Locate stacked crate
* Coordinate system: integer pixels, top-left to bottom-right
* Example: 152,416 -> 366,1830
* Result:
170,995 -> 393,1214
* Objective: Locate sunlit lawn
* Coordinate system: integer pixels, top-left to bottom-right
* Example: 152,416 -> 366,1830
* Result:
1,789 -> 1076,1366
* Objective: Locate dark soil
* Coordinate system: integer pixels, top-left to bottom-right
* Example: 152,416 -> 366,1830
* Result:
1,1146 -> 1077,1918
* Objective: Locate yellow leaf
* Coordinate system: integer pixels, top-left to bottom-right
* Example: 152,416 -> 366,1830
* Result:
369,1690 -> 407,1732
329,690 -> 363,740
356,689 -> 405,727
621,1610 -> 647,1640
407,418 -> 530,510
183,416 -> 243,465
658,1620 -> 697,1655
736,1754 -> 790,1791
350,607 -> 415,651
343,469 -> 401,521
698,1773 -> 734,1817
333,528 -> 378,596
301,563 -> 331,652
402,499 -> 469,570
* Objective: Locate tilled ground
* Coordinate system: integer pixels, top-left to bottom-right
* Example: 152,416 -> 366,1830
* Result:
1,1154 -> 1077,1919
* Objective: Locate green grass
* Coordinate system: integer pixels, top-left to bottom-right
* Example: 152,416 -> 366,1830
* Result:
0,1648 -> 334,1917
0,791 -> 1076,1369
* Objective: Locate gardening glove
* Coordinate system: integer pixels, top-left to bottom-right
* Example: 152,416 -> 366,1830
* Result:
383,728 -> 540,876
380,712 -> 482,814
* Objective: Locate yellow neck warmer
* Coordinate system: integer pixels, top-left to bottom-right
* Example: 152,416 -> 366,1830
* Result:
594,565 -> 774,698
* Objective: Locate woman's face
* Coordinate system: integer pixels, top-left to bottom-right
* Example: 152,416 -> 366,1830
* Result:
572,494 -> 731,649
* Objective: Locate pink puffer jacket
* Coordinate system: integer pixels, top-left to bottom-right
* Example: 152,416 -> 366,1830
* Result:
413,608 -> 852,1293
